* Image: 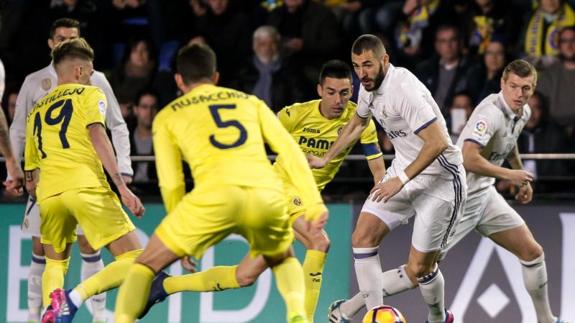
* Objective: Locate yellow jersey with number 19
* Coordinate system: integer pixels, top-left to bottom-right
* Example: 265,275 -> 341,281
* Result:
24,84 -> 109,202
153,84 -> 326,219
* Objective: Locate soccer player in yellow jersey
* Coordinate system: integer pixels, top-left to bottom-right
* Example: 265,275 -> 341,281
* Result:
114,43 -> 328,323
23,38 -> 145,323
132,60 -> 385,323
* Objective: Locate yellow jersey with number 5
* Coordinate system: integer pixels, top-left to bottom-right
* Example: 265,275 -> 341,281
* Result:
24,84 -> 109,202
153,84 -> 325,218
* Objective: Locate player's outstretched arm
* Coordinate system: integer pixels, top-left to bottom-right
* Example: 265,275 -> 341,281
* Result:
0,108 -> 23,195
308,113 -> 369,168
462,140 -> 533,186
88,123 -> 145,218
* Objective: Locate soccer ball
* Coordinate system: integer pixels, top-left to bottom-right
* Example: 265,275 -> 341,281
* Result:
362,304 -> 407,323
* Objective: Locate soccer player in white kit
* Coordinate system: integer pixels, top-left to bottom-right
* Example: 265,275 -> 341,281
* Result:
328,60 -> 567,323
9,18 -> 132,323
309,34 -> 466,323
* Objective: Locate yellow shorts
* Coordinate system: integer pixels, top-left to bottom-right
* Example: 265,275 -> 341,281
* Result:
156,185 -> 294,259
283,181 -> 306,223
39,187 -> 135,253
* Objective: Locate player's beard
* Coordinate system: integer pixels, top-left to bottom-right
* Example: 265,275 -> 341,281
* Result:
364,64 -> 385,91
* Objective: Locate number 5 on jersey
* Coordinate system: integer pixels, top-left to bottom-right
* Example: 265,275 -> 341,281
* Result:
209,104 -> 247,149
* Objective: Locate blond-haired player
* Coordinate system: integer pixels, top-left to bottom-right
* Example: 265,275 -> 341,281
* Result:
24,38 -> 144,323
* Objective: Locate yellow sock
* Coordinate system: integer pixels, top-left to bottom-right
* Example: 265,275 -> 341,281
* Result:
302,250 -> 327,323
115,263 -> 155,323
272,257 -> 306,322
42,257 -> 70,308
75,249 -> 142,301
164,265 -> 240,294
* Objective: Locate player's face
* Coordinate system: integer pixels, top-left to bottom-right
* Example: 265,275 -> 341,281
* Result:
48,27 -> 79,50
318,77 -> 352,119
134,94 -> 158,128
500,73 -> 535,111
352,50 -> 385,91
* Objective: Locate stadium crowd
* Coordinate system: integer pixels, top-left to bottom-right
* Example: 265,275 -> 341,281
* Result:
1,0 -> 575,197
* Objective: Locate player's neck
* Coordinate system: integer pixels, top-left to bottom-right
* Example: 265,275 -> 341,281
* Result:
181,80 -> 214,94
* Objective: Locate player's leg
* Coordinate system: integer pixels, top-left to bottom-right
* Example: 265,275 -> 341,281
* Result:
115,233 -> 180,323
77,234 -> 106,323
480,190 -> 556,323
47,188 -> 142,322
410,170 -> 465,323
292,215 -> 331,322
22,196 -> 44,323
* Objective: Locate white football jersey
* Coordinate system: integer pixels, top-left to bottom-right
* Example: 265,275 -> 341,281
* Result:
457,92 -> 530,194
9,63 -> 133,176
357,64 -> 463,179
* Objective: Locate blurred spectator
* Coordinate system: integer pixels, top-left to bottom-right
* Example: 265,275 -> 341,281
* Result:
467,0 -> 523,56
191,0 -> 251,87
448,91 -> 474,142
518,92 -> 569,181
3,89 -> 18,123
323,0 -> 378,37
110,38 -> 156,104
0,59 -> 4,100
537,26 -> 575,128
130,89 -> 158,193
523,0 -> 575,67
268,0 -> 342,90
466,39 -> 507,103
233,26 -> 306,111
395,0 -> 459,65
415,24 -> 472,115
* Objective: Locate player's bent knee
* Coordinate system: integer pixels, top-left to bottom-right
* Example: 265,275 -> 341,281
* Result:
235,270 -> 258,287
351,229 -> 380,248
77,235 -> 97,254
519,243 -> 544,262
407,261 -> 436,278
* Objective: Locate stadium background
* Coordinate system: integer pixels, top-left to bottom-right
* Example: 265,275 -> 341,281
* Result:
1,0 -> 575,322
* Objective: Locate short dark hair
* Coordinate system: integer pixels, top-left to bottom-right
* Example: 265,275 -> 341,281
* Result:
135,88 -> 159,107
319,60 -> 352,84
176,44 -> 217,84
51,37 -> 94,65
559,26 -> 575,42
502,59 -> 537,84
351,34 -> 386,58
435,24 -> 460,41
50,18 -> 80,38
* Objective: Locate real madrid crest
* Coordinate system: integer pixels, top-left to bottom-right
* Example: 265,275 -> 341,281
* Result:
41,78 -> 52,91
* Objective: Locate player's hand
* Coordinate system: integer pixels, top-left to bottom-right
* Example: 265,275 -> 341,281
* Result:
370,177 -> 403,202
119,186 -> 145,218
515,182 -> 533,204
506,169 -> 534,187
4,158 -> 24,196
307,154 -> 327,169
181,256 -> 198,273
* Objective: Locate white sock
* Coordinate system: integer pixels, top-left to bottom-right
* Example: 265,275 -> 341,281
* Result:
353,247 -> 383,310
80,252 -> 106,321
341,264 -> 417,319
521,254 -> 555,323
68,289 -> 84,309
417,264 -> 446,323
28,254 -> 45,321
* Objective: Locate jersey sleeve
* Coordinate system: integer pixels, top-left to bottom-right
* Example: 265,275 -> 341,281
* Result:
24,112 -> 40,171
356,86 -> 372,119
152,112 -> 185,213
397,84 -> 438,134
461,107 -> 500,148
9,76 -> 35,166
92,73 -> 133,176
277,105 -> 295,132
257,99 -> 327,221
81,88 -> 107,127
359,119 -> 382,160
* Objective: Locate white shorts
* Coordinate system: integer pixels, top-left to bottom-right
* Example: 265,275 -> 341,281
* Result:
441,185 -> 525,256
21,196 -> 85,237
361,164 -> 467,252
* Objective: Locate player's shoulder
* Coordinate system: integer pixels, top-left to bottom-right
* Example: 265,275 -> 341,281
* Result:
22,65 -> 52,86
279,99 -> 320,119
474,94 -> 504,118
